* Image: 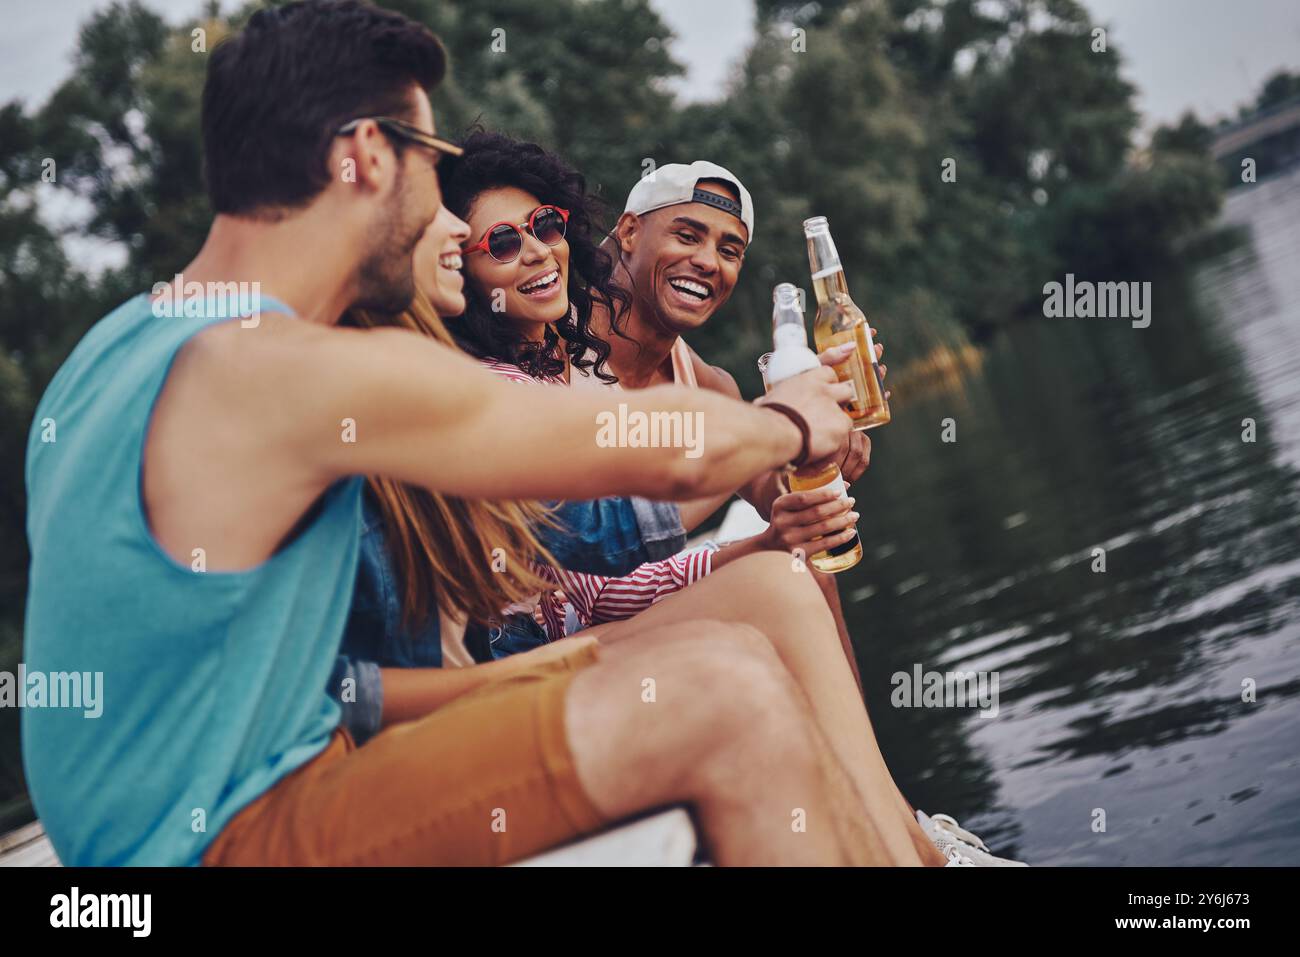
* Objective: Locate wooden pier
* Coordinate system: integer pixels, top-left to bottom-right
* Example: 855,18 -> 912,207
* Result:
0,820 -> 59,867
0,807 -> 697,867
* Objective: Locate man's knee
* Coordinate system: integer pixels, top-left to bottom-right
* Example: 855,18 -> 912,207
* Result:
690,620 -> 780,666
566,624 -> 820,815
674,630 -> 822,786
678,625 -> 808,734
611,622 -> 797,720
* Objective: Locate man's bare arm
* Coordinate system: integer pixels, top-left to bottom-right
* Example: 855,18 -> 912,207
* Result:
270,321 -> 853,503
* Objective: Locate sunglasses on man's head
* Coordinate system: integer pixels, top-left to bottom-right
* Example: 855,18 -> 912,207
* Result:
462,205 -> 570,264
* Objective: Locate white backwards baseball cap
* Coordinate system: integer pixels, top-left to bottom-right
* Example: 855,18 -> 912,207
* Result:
623,161 -> 755,242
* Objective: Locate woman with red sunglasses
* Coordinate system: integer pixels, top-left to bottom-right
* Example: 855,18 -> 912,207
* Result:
437,132 -> 721,644
443,131 -> 629,386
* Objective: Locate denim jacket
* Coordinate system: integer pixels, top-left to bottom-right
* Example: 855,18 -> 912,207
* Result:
328,492 -> 686,744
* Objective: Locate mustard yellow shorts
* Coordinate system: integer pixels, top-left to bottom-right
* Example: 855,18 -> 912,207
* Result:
203,640 -> 604,866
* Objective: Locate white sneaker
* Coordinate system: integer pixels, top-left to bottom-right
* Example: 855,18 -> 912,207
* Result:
943,847 -> 977,867
918,810 -> 1029,867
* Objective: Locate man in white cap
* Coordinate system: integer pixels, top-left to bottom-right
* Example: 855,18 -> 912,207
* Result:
596,161 -> 755,394
581,161 -> 872,689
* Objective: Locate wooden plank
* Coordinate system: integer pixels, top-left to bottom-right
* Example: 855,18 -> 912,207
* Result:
2,809 -> 699,867
0,821 -> 61,867
513,807 -> 697,867
0,820 -> 46,854
1,837 -> 60,867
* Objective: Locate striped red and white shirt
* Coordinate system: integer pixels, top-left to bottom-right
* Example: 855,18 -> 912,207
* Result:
480,354 -> 716,639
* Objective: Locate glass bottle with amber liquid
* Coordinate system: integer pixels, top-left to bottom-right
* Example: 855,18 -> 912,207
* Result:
804,216 -> 890,430
765,282 -> 863,574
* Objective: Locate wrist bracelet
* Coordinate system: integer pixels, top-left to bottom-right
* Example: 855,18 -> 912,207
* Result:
761,402 -> 812,469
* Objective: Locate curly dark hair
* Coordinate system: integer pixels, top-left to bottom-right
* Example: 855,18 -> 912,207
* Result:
441,130 -> 629,382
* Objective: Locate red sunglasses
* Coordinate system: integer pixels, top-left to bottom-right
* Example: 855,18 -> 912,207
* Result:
463,205 -> 570,263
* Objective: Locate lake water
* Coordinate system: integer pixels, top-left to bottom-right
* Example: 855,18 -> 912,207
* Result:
853,166 -> 1300,865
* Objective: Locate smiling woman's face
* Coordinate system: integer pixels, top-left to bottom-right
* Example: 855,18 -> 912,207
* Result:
413,204 -> 472,317
462,186 -> 571,332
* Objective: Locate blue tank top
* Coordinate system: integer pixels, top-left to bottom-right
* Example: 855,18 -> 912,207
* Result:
22,293 -> 361,865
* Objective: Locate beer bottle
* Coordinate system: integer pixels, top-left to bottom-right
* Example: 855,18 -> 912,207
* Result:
765,283 -> 863,574
804,216 -> 890,430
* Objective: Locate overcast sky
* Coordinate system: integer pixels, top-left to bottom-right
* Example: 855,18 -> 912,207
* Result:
1,0 -> 1298,128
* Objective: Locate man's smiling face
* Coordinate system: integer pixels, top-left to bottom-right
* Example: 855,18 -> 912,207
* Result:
615,179 -> 748,335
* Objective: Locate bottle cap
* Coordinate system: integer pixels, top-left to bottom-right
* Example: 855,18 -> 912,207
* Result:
773,282 -> 801,310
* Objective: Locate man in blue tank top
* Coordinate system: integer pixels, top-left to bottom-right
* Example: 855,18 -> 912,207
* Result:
22,0 -> 933,867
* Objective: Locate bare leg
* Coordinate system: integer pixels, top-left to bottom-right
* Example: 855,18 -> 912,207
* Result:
585,552 -> 946,866
567,622 -> 901,865
812,568 -> 864,694
813,568 -> 914,821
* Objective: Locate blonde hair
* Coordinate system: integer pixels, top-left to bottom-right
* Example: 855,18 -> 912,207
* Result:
346,289 -> 559,628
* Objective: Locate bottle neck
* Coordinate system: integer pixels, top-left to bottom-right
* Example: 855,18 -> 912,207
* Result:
811,267 -> 849,304
806,227 -> 844,298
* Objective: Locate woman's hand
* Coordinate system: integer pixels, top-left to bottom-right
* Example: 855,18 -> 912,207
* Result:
819,329 -> 889,401
762,485 -> 859,556
815,328 -> 887,483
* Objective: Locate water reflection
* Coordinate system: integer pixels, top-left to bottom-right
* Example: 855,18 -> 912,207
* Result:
853,167 -> 1300,865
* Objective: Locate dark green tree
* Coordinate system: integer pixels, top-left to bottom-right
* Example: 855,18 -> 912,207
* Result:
1253,69 -> 1300,112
